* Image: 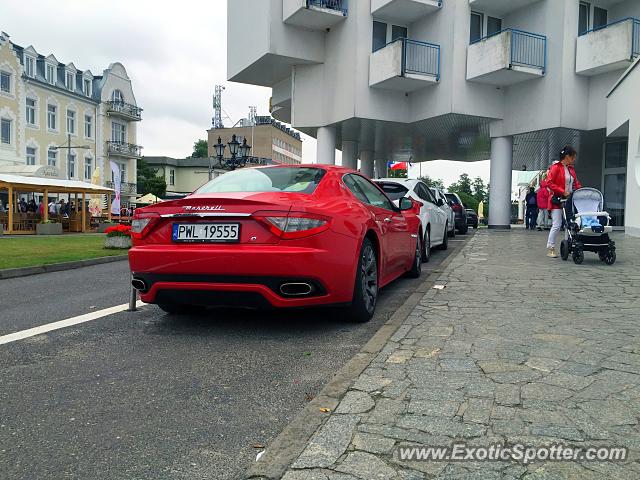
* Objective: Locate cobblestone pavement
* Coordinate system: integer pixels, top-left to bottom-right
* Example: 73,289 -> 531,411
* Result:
279,230 -> 640,480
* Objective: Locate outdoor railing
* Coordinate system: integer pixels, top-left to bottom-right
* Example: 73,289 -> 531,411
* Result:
106,181 -> 137,195
105,101 -> 143,120
106,141 -> 143,158
401,38 -> 441,79
580,17 -> 640,57
472,28 -> 546,72
306,0 -> 347,15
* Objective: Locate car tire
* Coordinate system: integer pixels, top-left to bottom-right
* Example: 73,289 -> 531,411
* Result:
421,228 -> 431,263
437,224 -> 448,250
347,238 -> 378,323
406,235 -> 422,279
460,225 -> 469,235
448,223 -> 456,238
157,303 -> 204,314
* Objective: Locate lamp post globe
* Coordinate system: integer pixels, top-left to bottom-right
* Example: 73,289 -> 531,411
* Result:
214,136 -> 225,159
228,134 -> 240,158
238,137 -> 251,159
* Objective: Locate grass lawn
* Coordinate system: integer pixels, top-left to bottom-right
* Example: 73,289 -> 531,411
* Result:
0,234 -> 126,270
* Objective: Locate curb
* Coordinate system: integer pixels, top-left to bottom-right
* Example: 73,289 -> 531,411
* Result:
246,233 -> 474,479
0,255 -> 128,280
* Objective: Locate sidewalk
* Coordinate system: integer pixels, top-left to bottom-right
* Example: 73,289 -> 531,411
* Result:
275,230 -> 640,479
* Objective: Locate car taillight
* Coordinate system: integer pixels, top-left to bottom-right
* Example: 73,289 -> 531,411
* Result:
131,213 -> 159,239
451,204 -> 462,212
256,212 -> 331,239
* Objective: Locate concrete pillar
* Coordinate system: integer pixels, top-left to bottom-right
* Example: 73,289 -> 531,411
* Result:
375,158 -> 387,179
316,126 -> 337,165
488,136 -> 513,229
360,151 -> 374,178
341,141 -> 358,170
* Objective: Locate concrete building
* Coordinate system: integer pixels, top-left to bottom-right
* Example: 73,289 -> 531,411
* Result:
144,156 -> 227,196
0,31 -> 142,206
207,115 -> 302,165
227,0 -> 640,235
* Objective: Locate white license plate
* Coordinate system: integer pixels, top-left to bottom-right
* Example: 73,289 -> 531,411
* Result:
172,223 -> 240,243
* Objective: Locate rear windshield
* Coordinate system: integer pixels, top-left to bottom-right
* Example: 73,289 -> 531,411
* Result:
196,167 -> 326,194
445,193 -> 460,204
376,182 -> 409,201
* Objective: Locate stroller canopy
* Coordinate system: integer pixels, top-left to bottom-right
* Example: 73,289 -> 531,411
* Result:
572,188 -> 604,214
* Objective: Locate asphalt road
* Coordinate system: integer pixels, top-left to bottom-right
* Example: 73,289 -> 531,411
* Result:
0,233 -> 470,480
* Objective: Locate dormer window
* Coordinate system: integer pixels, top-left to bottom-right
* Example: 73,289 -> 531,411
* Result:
46,64 -> 55,84
83,78 -> 92,96
66,71 -> 75,91
24,56 -> 35,78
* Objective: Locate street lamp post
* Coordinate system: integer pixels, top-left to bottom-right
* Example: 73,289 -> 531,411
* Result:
55,133 -> 91,180
208,135 -> 253,179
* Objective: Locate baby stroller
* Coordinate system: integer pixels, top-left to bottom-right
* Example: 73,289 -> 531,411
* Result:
560,188 -> 616,265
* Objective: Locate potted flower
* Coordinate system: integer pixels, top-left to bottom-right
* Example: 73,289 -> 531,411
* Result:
104,224 -> 132,249
36,219 -> 63,235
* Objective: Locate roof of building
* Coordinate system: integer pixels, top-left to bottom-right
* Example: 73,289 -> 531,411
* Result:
143,156 -> 212,168
208,116 -> 302,142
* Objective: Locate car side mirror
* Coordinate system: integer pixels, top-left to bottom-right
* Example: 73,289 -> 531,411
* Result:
436,198 -> 444,207
448,201 -> 454,207
399,197 -> 414,211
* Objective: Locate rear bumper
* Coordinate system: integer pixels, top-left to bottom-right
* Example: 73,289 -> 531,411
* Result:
129,236 -> 359,308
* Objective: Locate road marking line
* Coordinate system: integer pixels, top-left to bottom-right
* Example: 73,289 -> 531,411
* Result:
0,301 -> 144,346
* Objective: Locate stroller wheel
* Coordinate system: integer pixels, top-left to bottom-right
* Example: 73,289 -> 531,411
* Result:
572,249 -> 584,265
603,250 -> 616,266
560,240 -> 570,261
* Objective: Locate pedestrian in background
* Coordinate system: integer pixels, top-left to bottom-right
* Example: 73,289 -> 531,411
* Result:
536,171 -> 551,231
546,146 -> 581,258
525,187 -> 538,230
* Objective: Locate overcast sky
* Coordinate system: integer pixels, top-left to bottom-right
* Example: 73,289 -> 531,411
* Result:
2,0 -> 492,188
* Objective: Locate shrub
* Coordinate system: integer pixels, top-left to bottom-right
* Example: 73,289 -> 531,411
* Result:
105,224 -> 132,237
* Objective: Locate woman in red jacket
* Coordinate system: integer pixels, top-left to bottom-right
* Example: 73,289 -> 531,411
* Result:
536,171 -> 551,230
546,146 -> 582,258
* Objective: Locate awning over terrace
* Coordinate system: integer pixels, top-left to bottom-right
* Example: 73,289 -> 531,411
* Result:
0,174 -> 114,235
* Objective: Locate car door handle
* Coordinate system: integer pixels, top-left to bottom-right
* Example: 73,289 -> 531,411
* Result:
384,217 -> 392,223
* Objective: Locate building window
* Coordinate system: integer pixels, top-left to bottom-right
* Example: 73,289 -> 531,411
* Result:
579,2 -> 590,34
169,169 -> 175,186
67,110 -> 76,135
593,7 -> 607,30
66,71 -> 75,91
1,118 -> 11,144
47,104 -> 57,130
48,148 -> 57,167
84,157 -> 92,180
470,11 -> 484,42
112,89 -> 124,104
26,146 -> 37,165
373,21 -> 387,52
25,56 -> 35,77
26,98 -> 36,125
487,16 -> 502,36
85,114 -> 93,138
111,121 -> 126,143
68,153 -> 76,178
0,71 -> 11,93
391,25 -> 407,42
83,78 -> 91,96
46,64 -> 55,84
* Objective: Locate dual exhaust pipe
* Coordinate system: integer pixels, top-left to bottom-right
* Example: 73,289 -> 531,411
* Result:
132,278 -> 314,297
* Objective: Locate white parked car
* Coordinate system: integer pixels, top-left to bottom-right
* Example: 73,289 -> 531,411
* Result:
430,188 -> 456,238
375,178 -> 449,262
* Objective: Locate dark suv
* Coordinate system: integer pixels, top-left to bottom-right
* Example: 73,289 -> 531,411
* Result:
445,193 -> 468,234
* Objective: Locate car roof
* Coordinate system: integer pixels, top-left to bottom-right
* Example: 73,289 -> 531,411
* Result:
375,178 -> 419,187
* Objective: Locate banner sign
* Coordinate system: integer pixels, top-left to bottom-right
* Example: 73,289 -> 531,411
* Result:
110,161 -> 121,215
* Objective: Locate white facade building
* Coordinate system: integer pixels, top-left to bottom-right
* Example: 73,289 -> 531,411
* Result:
228,0 -> 640,234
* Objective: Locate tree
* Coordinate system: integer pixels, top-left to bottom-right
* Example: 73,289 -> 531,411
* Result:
472,176 -> 487,202
137,159 -> 167,197
192,139 -> 208,158
456,191 -> 479,213
448,173 -> 473,196
418,175 -> 445,190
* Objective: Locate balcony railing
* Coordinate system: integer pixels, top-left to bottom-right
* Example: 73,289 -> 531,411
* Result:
105,101 -> 143,121
402,38 -> 441,79
106,181 -> 137,195
307,0 -> 347,15
580,17 -> 640,57
106,141 -> 143,158
472,28 -> 546,72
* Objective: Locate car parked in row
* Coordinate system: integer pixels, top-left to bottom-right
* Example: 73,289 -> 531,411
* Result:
129,165 -> 423,323
375,178 -> 450,260
445,193 -> 468,234
430,188 -> 456,238
466,209 -> 479,229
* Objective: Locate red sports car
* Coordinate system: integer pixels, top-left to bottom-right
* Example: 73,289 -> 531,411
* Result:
129,165 -> 423,322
